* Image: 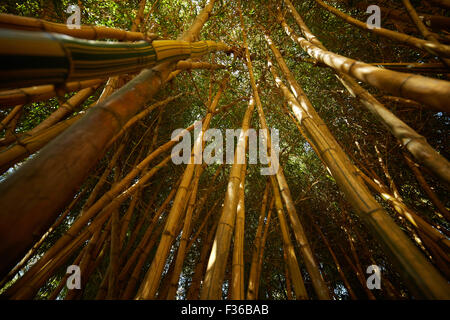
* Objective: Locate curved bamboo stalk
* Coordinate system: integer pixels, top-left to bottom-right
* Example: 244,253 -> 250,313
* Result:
238,0 -> 330,300
403,153 -> 450,220
0,13 -> 149,41
426,0 -> 450,9
268,58 -> 450,298
270,175 -> 308,299
278,9 -> 450,184
246,181 -> 269,299
313,0 -> 450,59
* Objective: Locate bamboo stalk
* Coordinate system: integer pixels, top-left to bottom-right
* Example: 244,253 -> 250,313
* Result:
107,208 -> 120,299
278,15 -> 450,113
313,0 -> 450,59
247,181 -> 269,299
0,105 -> 23,130
186,216 -> 219,299
231,158 -> 248,300
0,187 -> 85,289
29,86 -> 101,136
270,175 -> 308,299
353,2 -> 450,31
0,0 -> 225,280
0,13 -> 149,41
268,58 -> 450,299
369,62 -> 448,74
166,165 -> 206,299
136,76 -> 227,300
254,198 -> 274,298
402,0 -> 450,67
305,211 -> 358,299
278,7 -> 450,184
5,154 -> 171,299
200,93 -> 254,299
120,178 -> 181,299
238,6 -> 329,298
175,60 -> 226,71
0,79 -> 104,108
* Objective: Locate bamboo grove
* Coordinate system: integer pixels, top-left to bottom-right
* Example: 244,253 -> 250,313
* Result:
0,0 -> 449,300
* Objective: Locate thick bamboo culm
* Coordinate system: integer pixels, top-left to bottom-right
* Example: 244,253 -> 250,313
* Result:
0,13 -> 148,41
267,55 -> 450,298
313,0 -> 450,59
175,60 -> 226,71
247,182 -> 269,299
353,2 -> 450,31
0,0 -> 227,281
136,76 -> 228,300
237,1 -> 330,300
0,28 -> 230,89
0,79 -> 105,108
